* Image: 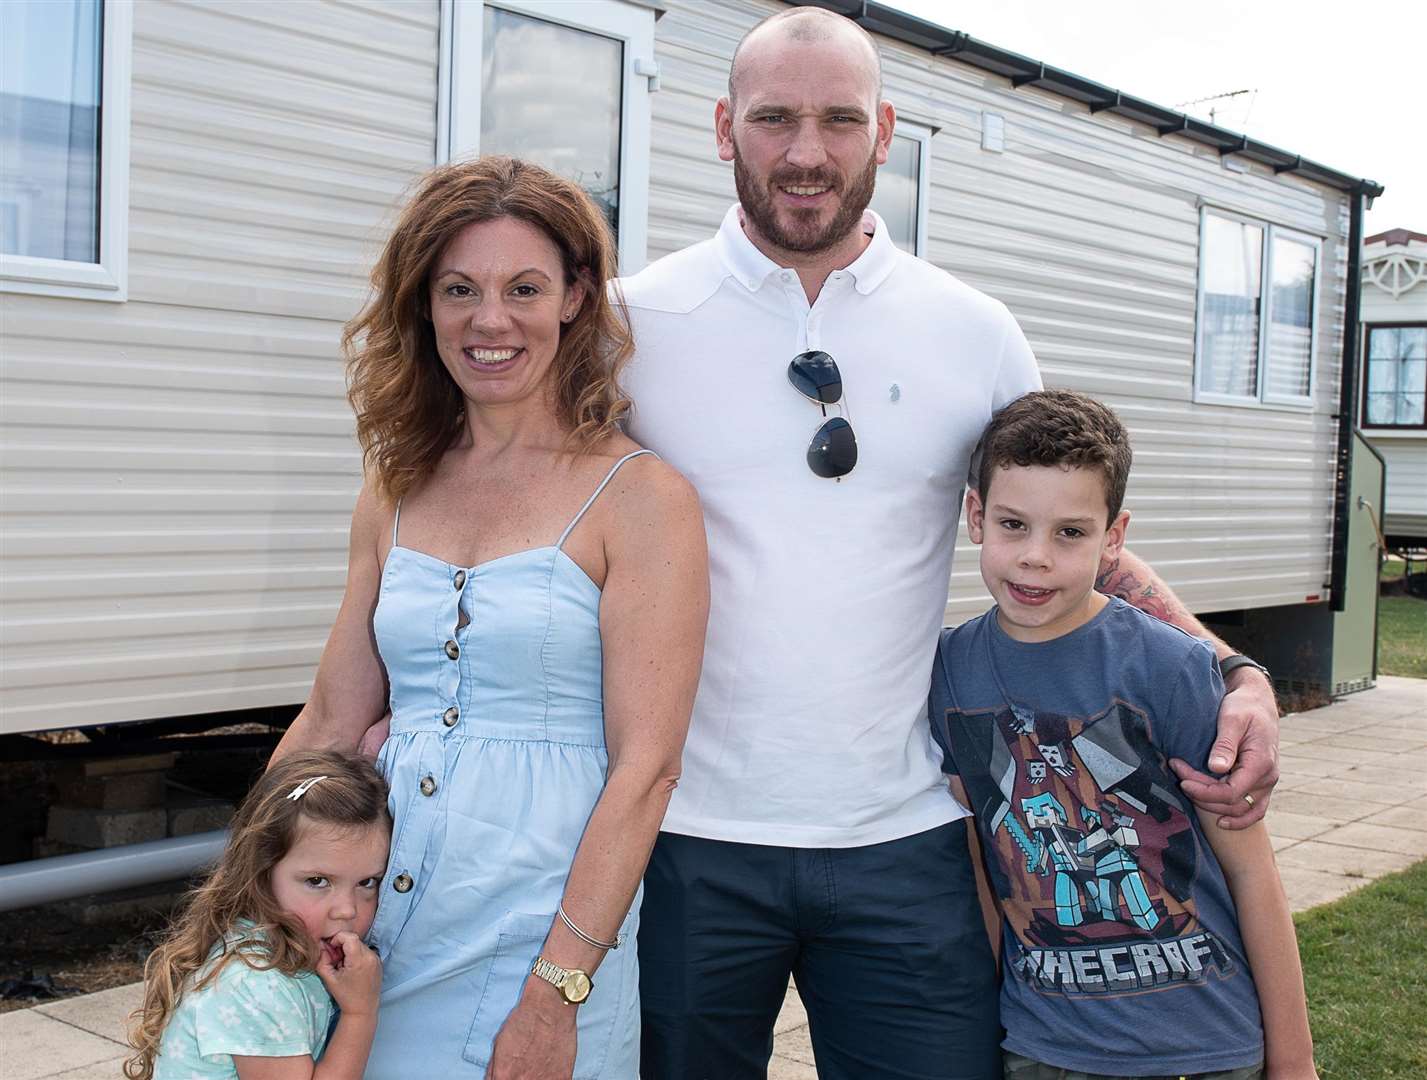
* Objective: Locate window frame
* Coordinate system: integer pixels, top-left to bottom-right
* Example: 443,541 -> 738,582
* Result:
1192,205 -> 1322,411
1360,321 -> 1427,431
0,0 -> 132,302
872,120 -> 932,256
438,0 -> 655,274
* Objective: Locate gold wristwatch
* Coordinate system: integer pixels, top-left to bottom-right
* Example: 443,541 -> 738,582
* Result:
530,955 -> 592,1004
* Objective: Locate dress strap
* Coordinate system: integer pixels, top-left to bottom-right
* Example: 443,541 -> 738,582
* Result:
392,499 -> 403,548
556,449 -> 658,550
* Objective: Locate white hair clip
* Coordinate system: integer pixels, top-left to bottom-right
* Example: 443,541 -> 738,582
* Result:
287,776 -> 330,800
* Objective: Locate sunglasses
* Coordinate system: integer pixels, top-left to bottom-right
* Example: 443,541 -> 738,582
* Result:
787,350 -> 857,480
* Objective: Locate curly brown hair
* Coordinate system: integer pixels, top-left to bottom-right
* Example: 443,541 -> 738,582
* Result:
124,752 -> 389,1079
346,156 -> 634,503
975,389 -> 1133,524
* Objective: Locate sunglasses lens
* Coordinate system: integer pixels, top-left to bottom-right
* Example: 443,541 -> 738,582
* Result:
788,350 -> 842,405
807,417 -> 857,479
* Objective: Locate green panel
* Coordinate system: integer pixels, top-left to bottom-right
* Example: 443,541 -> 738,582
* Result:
1332,432 -> 1386,693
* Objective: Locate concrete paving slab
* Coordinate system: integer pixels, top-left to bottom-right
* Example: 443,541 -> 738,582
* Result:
773,1022 -> 818,1067
1326,764 -> 1427,792
1288,775 -> 1420,804
768,1052 -> 818,1079
1273,839 -> 1420,878
1287,743 -> 1398,766
1314,821 -> 1427,857
34,982 -> 142,1043
1264,808 -> 1342,840
1352,798 -> 1421,827
1276,864 -> 1371,910
773,981 -> 807,1035
0,1010 -> 127,1080
1271,835 -> 1301,852
1314,731 -> 1427,754
1269,790 -> 1391,823
1281,714 -> 1373,736
42,1060 -> 130,1080
1273,753 -> 1346,779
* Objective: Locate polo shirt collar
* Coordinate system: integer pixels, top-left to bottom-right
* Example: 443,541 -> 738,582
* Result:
714,204 -> 899,296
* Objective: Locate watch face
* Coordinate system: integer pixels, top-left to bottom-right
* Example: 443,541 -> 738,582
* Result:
562,970 -> 592,1003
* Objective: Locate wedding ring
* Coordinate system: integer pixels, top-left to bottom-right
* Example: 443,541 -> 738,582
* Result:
1242,793 -> 1255,808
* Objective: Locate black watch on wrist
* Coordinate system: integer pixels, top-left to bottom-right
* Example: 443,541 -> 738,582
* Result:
1218,653 -> 1271,683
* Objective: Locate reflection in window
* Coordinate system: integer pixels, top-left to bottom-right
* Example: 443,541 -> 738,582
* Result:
0,0 -> 102,263
870,133 -> 920,254
1198,214 -> 1263,398
1364,326 -> 1427,427
1264,235 -> 1316,400
480,7 -> 623,238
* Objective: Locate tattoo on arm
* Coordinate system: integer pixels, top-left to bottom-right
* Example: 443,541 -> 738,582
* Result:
1095,557 -> 1185,625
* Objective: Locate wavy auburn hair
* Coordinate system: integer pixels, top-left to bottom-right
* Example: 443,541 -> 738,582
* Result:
346,156 -> 634,502
124,752 -> 390,1079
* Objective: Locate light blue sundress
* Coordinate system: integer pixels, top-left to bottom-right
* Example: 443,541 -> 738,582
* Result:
364,450 -> 650,1078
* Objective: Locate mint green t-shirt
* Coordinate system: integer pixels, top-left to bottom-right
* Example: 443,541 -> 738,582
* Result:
154,926 -> 334,1079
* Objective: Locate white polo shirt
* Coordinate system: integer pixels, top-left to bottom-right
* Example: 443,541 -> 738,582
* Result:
620,205 -> 1040,847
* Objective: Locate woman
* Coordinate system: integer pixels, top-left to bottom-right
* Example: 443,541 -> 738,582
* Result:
272,157 -> 708,1078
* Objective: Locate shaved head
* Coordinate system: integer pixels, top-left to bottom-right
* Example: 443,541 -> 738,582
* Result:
729,8 -> 884,106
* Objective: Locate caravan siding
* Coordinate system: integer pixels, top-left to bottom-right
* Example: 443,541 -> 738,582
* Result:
0,0 -> 438,733
646,0 -> 1349,623
2,0 -> 1357,735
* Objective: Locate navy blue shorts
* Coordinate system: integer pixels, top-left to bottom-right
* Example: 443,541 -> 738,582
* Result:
637,820 -> 1000,1079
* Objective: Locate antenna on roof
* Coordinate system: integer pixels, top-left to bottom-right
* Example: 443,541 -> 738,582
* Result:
1174,89 -> 1256,127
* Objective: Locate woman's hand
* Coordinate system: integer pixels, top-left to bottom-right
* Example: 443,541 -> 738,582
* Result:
486,978 -> 578,1079
315,931 -> 382,1019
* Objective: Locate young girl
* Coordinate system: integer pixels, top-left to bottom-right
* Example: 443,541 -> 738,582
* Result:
125,751 -> 391,1079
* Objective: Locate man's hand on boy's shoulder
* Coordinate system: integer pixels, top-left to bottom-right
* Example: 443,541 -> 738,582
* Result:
1172,666 -> 1281,830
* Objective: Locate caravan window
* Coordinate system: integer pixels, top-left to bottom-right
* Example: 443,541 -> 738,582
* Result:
480,7 -> 623,238
1363,324 -> 1427,428
869,125 -> 932,255
1194,209 -> 1320,408
443,0 -> 655,273
0,0 -> 130,301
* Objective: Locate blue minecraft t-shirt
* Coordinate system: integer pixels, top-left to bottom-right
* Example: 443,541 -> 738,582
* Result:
929,597 -> 1264,1075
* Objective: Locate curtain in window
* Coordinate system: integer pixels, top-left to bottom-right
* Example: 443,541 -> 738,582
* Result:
1263,235 -> 1316,400
479,7 -> 623,239
0,0 -> 101,263
869,134 -> 920,254
1366,326 -> 1427,426
1198,215 -> 1262,398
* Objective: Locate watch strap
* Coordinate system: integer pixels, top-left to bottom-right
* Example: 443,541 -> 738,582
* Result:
1218,653 -> 1270,682
530,955 -> 592,1003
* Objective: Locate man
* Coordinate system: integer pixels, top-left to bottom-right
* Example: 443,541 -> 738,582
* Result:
619,9 -> 1280,1078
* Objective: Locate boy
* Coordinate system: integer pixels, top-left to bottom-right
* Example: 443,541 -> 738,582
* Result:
930,390 -> 1315,1080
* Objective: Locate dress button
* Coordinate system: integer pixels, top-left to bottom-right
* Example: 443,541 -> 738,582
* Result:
393,873 -> 413,893
444,639 -> 460,660
420,776 -> 437,797
442,706 -> 459,727
453,569 -> 466,590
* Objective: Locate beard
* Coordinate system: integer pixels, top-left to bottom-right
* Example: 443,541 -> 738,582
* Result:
732,141 -> 879,256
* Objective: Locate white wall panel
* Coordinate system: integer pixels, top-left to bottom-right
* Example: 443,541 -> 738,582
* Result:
0,0 -> 439,733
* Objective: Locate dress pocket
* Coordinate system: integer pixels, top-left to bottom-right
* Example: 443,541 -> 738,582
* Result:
461,908 -> 635,1079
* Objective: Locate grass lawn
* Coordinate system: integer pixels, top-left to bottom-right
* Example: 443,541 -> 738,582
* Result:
1297,858 -> 1427,1078
1377,557 -> 1426,678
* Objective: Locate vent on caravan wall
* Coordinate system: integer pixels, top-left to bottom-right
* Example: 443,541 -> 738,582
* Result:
980,112 -> 1005,153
